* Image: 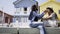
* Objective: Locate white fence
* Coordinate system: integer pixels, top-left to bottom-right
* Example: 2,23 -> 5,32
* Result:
0,22 -> 31,28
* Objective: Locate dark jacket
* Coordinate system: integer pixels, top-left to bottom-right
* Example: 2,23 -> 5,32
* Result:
29,11 -> 45,22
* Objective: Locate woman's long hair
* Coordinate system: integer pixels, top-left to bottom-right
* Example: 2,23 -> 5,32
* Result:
28,5 -> 38,20
31,5 -> 38,11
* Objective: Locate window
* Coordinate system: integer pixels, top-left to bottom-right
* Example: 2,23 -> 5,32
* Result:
18,17 -> 21,22
13,18 -> 16,22
15,8 -> 20,14
20,17 -> 27,23
5,17 -> 8,23
24,7 -> 27,14
24,7 -> 27,11
23,17 -> 27,23
20,8 -> 21,11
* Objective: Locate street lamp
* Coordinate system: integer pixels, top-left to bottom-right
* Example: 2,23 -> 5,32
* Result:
1,7 -> 4,24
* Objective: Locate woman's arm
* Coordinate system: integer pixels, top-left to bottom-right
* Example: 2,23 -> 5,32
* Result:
33,11 -> 46,19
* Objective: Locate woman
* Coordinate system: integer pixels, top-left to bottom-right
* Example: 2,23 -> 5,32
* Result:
42,7 -> 58,27
29,5 -> 47,34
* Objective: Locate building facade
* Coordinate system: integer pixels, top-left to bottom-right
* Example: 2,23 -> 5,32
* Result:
40,0 -> 60,20
0,10 -> 13,24
13,0 -> 38,23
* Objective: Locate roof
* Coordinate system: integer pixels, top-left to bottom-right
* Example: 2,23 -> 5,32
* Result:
0,10 -> 13,17
13,0 -> 37,5
13,0 -> 37,8
13,0 -> 21,5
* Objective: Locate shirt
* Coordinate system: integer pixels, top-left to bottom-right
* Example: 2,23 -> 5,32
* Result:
31,11 -> 45,22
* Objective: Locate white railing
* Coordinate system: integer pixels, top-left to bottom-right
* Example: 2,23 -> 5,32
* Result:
0,23 -> 8,27
0,20 -> 60,28
0,23 -> 30,28
9,22 -> 31,28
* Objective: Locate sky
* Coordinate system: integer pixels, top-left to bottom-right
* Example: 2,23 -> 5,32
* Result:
0,0 -> 16,15
0,0 -> 60,15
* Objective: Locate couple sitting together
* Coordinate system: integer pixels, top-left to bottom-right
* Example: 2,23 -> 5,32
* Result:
28,5 -> 58,34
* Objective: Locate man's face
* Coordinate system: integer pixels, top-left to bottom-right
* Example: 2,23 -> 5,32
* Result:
44,10 -> 48,13
46,9 -> 50,13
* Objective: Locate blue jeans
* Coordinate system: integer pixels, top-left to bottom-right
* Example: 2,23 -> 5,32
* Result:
30,23 -> 46,34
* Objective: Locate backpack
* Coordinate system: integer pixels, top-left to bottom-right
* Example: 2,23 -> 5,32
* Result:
28,11 -> 33,20
34,16 -> 39,21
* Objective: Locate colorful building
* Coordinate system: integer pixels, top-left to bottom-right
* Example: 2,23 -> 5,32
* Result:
0,10 -> 13,24
40,0 -> 60,20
